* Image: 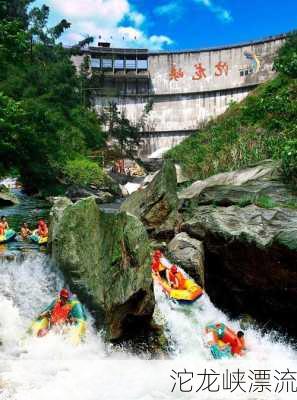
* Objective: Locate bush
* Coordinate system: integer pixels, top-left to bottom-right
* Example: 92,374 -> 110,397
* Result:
274,31 -> 297,78
63,158 -> 107,187
255,195 -> 277,209
281,140 -> 297,185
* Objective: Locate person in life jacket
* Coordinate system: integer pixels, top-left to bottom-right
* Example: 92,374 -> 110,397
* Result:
38,288 -> 86,329
207,323 -> 245,356
0,222 -> 5,236
151,250 -> 164,274
166,265 -> 187,290
151,250 -> 170,280
37,219 -> 48,238
0,216 -> 9,231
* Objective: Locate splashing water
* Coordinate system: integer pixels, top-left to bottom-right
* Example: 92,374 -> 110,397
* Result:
0,252 -> 296,400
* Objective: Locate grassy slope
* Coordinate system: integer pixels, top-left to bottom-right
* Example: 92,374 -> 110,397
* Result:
166,74 -> 297,181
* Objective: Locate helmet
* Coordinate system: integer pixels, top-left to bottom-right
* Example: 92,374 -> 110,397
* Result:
154,250 -> 162,258
59,288 -> 70,299
171,265 -> 178,274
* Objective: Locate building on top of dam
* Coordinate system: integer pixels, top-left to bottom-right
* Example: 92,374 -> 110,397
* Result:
72,34 -> 286,157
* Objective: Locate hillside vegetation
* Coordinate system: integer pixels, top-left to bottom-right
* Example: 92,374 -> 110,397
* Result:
166,33 -> 297,185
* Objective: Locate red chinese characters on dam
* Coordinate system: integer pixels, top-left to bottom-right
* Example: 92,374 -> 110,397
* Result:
169,64 -> 185,81
192,63 -> 207,80
215,61 -> 229,76
169,61 -> 230,81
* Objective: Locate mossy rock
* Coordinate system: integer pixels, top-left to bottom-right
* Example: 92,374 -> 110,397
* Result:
51,196 -> 155,341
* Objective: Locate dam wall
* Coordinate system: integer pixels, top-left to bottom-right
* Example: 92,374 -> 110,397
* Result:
74,34 -> 286,155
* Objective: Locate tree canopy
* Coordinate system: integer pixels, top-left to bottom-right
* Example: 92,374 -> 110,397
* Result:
0,0 -> 106,192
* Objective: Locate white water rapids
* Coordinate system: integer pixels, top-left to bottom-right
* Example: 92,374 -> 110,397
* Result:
0,253 -> 296,400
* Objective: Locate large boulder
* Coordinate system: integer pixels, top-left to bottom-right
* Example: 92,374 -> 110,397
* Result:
182,204 -> 297,336
65,186 -> 116,204
50,196 -> 154,341
0,185 -> 19,206
193,181 -> 297,208
179,159 -> 280,200
121,160 -> 180,239
167,232 -> 205,286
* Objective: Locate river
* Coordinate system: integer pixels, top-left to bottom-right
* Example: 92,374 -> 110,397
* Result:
0,188 -> 296,400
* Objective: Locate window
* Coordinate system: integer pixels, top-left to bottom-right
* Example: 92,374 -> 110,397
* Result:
91,58 -> 101,69
137,59 -> 148,70
102,58 -> 113,69
126,59 -> 137,69
114,59 -> 124,69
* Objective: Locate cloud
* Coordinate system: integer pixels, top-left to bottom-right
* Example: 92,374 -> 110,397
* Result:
128,11 -> 145,27
194,0 -> 233,23
45,0 -> 173,50
154,1 -> 182,18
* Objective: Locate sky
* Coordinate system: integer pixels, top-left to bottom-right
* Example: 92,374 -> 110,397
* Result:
33,0 -> 297,51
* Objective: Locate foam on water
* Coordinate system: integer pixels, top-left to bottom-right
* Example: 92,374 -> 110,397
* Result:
0,253 -> 296,400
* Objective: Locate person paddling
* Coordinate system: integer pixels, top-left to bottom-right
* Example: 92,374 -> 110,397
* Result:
39,288 -> 73,327
37,219 -> 48,238
20,222 -> 32,239
206,323 -> 246,356
167,265 -> 187,290
37,288 -> 86,335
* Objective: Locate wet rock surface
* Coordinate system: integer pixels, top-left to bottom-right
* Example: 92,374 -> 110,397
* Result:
50,197 -> 154,341
121,160 -> 180,239
167,232 -> 205,286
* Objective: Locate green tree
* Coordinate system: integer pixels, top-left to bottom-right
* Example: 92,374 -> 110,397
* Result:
101,102 -> 142,158
0,1 -> 106,192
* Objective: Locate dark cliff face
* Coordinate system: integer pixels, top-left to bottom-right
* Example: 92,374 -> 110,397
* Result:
182,197 -> 297,337
177,159 -> 297,338
203,229 -> 297,337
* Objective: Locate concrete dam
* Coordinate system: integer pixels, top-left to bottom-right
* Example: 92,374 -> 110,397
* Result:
72,34 -> 286,156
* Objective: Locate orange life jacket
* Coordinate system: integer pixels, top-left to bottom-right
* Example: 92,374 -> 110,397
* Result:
50,301 -> 72,325
0,223 -> 4,236
222,327 -> 245,355
38,225 -> 48,237
169,271 -> 186,290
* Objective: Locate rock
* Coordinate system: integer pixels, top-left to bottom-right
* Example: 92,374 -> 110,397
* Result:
121,160 -> 180,239
142,172 -> 158,186
168,232 -> 205,286
142,165 -> 189,187
179,159 -> 280,200
48,197 -> 72,249
182,204 -> 297,337
194,181 -> 297,208
141,158 -> 163,173
65,186 -> 115,204
51,196 -> 155,341
0,184 -> 19,206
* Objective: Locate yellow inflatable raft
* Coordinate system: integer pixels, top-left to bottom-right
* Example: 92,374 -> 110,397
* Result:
153,273 -> 203,302
29,230 -> 48,245
30,317 -> 86,345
